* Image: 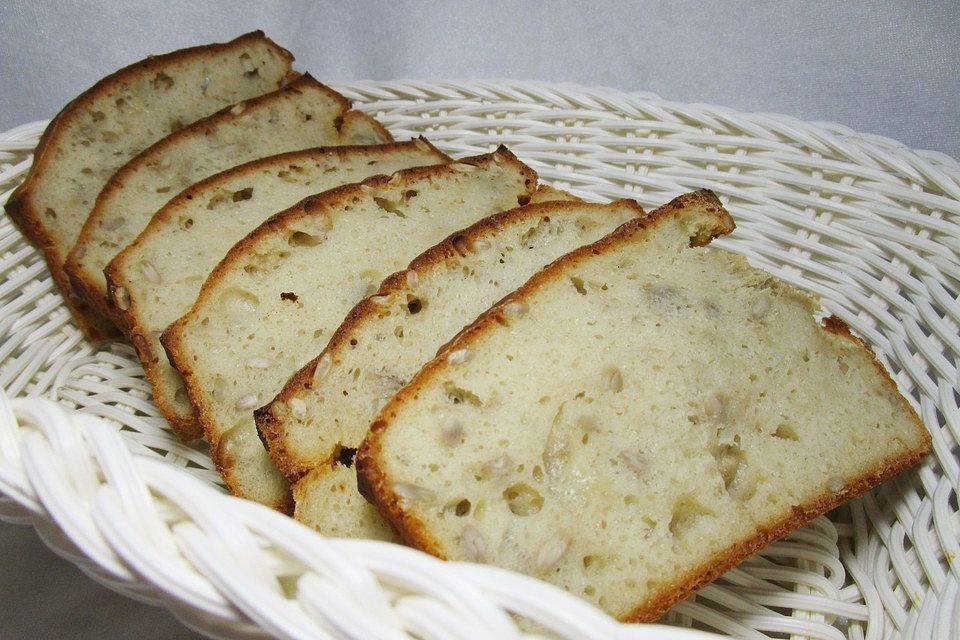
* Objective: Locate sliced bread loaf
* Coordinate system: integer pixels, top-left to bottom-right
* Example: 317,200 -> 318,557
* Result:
66,74 -> 392,330
105,139 -> 449,441
277,200 -> 643,538
162,149 -> 542,511
356,190 -> 931,622
4,32 -> 296,339
258,199 -> 642,487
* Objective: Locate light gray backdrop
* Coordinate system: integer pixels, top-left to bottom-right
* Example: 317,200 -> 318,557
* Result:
0,1 -> 957,638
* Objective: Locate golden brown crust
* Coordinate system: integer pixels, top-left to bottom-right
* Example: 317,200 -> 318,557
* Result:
355,188 -> 930,620
106,138 -> 448,441
161,147 -> 536,500
64,74 -> 352,324
257,198 -> 644,482
5,32 -> 294,340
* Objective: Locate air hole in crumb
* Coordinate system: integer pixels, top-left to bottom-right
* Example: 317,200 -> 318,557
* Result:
150,72 -> 174,90
454,499 -> 471,516
570,276 -> 587,295
280,292 -> 298,302
773,424 -> 800,441
406,295 -> 423,314
288,231 -> 323,247
373,196 -> 405,216
669,495 -> 713,537
503,483 -> 543,516
517,194 -> 531,206
452,235 -> 470,257
232,187 -> 254,202
335,446 -> 357,468
443,381 -> 482,406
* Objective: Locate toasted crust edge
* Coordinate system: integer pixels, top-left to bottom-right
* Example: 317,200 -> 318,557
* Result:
355,189 -> 931,621
256,198 -> 645,482
105,138 -> 449,441
159,147 -> 537,502
4,31 -> 294,341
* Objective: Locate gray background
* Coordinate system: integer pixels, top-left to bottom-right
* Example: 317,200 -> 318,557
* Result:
0,1 -> 957,638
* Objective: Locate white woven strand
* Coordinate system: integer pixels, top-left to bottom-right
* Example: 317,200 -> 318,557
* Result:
0,81 -> 958,639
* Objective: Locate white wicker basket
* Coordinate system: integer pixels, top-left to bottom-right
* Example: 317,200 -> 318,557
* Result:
0,80 -> 957,640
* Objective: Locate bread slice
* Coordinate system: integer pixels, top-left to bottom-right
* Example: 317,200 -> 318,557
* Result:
257,199 -> 642,486
294,464 -> 401,542
3,32 -> 296,339
277,199 -> 643,539
105,139 -> 449,441
356,190 -> 931,622
66,74 -> 392,331
162,149 -> 542,511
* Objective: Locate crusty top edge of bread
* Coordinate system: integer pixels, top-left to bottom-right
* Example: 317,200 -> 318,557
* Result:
4,31 -> 294,247
355,189 -> 931,622
103,136 -> 447,335
158,146 -> 536,440
64,73 -> 352,311
255,197 -> 643,481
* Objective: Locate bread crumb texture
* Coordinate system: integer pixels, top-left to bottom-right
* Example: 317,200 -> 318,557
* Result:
363,197 -> 929,620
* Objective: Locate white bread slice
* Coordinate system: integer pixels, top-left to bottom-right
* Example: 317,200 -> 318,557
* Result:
105,140 -> 449,441
356,190 -> 931,622
257,199 -> 642,484
295,464 -> 401,542
4,32 -> 296,340
66,74 -> 392,331
162,149 -> 542,511
279,199 -> 644,539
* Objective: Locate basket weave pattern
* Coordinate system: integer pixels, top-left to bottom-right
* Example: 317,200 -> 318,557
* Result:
0,80 -> 957,639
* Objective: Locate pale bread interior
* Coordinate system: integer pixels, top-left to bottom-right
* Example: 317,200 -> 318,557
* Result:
360,193 -> 929,620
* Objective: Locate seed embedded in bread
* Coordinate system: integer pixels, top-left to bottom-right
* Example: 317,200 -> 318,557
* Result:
105,139 -> 448,440
4,31 -> 296,338
355,189 -> 931,622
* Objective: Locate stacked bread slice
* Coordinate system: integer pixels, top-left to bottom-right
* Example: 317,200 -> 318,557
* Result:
6,32 -> 932,625
5,32 -> 298,339
105,139 -> 449,440
162,149 -> 545,510
271,199 -> 644,537
67,74 -> 392,330
355,191 -> 931,621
